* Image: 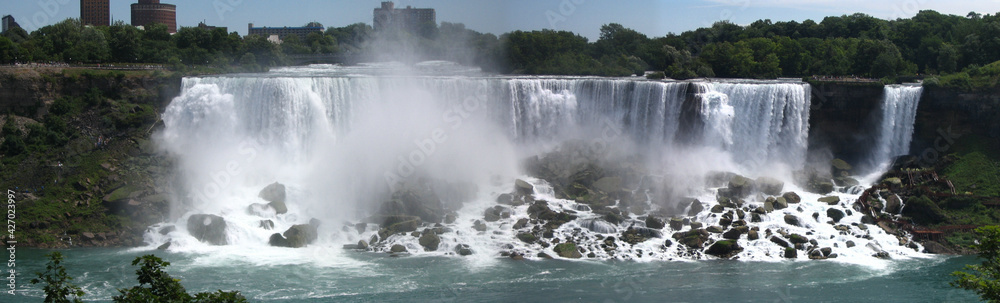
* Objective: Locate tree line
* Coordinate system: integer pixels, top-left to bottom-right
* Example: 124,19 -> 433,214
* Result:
2,10 -> 1000,88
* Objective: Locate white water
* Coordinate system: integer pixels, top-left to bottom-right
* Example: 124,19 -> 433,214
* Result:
149,65 -> 925,264
868,85 -> 923,171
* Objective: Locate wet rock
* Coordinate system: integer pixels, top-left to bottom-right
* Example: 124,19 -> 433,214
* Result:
516,231 -> 537,243
158,226 -> 176,235
496,193 -> 514,205
706,240 -> 743,258
668,218 -> 685,230
782,192 -> 801,204
418,231 -> 441,251
808,249 -> 827,260
259,182 -> 288,214
279,224 -> 318,248
764,201 -> 774,212
770,236 -> 790,248
646,216 -> 666,229
874,251 -> 891,259
820,247 -> 833,257
774,197 -> 788,210
672,229 -> 710,248
831,159 -> 852,175
818,196 -> 840,205
711,205 -> 725,213
846,241 -> 856,248
357,240 -> 369,250
187,214 -> 227,245
748,230 -> 759,241
727,175 -> 754,198
513,218 -> 529,230
755,177 -> 784,196
834,177 -> 860,187
783,215 -> 800,227
686,199 -> 704,216
444,213 -> 457,224
484,206 -> 509,222
379,215 -> 421,238
722,228 -> 744,240
259,220 -> 275,230
554,242 -> 582,258
827,208 -> 845,223
690,222 -> 703,229
156,242 -> 170,250
454,244 -> 473,256
390,244 -> 408,253
784,247 -> 797,258
473,220 -> 488,232
707,225 -> 724,233
515,179 -> 534,195
593,177 -> 622,193
787,234 -> 809,245
860,215 -> 876,224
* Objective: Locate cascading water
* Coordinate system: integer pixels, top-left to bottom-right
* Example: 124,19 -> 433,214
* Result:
149,65 -> 924,263
867,85 -> 923,172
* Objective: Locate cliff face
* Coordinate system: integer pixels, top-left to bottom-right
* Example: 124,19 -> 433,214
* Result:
806,82 -> 885,165
0,68 -> 182,248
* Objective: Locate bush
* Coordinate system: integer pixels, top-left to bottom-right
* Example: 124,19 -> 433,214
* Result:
30,252 -> 85,303
114,255 -> 248,303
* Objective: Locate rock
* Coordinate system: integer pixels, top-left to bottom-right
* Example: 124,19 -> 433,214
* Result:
722,228 -> 744,240
473,220 -> 488,232
593,177 -> 622,193
645,216 -> 666,229
922,241 -> 955,254
259,182 -> 286,204
690,222 -> 703,229
774,197 -> 788,210
755,177 -> 784,196
517,232 -> 536,243
515,179 -> 534,195
787,234 -> 809,244
259,220 -> 274,230
885,194 -> 902,214
444,213 -> 457,224
390,244 -> 408,253
808,249 -> 827,260
513,218 -> 529,229
157,242 -> 170,250
554,242 -> 582,258
846,241 -> 856,248
727,175 -> 754,198
770,236 -> 790,248
687,199 -> 704,216
834,177 -> 860,187
187,214 -> 227,245
814,181 -> 834,194
827,208 -> 845,223
496,193 -> 514,205
268,201 -> 288,215
159,226 -> 176,235
668,218 -> 684,230
80,232 -> 94,240
784,247 -> 797,258
484,206 -> 508,222
860,215 -> 876,224
268,233 -> 289,247
831,159 -> 852,175
357,240 -> 369,250
454,244 -> 473,256
818,196 -> 840,205
380,215 -> 421,238
537,252 -> 553,259
751,213 -> 762,223
764,201 -> 774,212
418,231 -> 441,251
705,171 -> 738,187
706,240 -> 743,258
378,185 -> 446,223
783,215 -> 800,227
901,195 -> 948,224
672,229 -> 710,248
820,247 -> 833,257
280,224 -> 318,248
711,205 -> 725,213
782,192 -> 801,204
355,223 -> 367,234
706,225 -> 724,233
874,251 -> 891,259
748,230 -> 759,241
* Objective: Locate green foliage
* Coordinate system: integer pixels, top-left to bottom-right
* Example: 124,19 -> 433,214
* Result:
952,226 -> 1000,302
30,252 -> 85,303
114,255 -> 247,303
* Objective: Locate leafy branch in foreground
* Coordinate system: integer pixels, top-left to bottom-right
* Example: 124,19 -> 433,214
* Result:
952,226 -> 1000,302
30,252 -> 85,303
113,254 -> 247,303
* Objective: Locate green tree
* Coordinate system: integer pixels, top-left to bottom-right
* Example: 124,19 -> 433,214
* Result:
108,21 -> 141,62
30,252 -> 85,303
114,255 -> 247,303
953,226 -> 1000,302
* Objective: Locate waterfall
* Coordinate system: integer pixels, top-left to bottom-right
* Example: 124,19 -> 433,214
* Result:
152,67 -> 933,262
869,85 -> 923,171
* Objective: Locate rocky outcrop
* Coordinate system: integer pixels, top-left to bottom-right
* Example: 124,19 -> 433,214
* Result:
186,214 -> 227,245
259,182 -> 288,214
553,242 -> 582,258
269,222 -> 319,248
706,240 -> 743,258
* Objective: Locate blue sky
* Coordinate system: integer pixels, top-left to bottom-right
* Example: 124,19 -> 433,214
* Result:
4,0 -> 998,40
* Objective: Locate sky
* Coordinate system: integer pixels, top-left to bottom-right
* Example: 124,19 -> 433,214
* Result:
3,0 -> 999,40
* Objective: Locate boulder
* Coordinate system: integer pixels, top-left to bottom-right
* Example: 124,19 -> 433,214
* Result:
672,229 -> 710,248
268,201 -> 288,215
834,177 -> 860,187
818,196 -> 840,205
357,240 -> 369,250
846,241 -> 856,248
279,224 -> 318,248
770,236 -> 790,248
187,214 -> 227,245
884,194 -> 902,214
690,222 -> 703,229
784,247 -> 797,258
711,205 -> 725,213
707,225 -> 724,233
378,185 -> 446,223
831,159 -> 852,175
668,218 -> 684,230
517,232 -> 537,243
484,206 -> 508,222
808,249 -> 826,260
268,233 -> 289,247
593,177 -> 622,193
755,177 -> 784,196
496,193 -> 514,205
515,179 -> 534,195
782,192 -> 801,204
513,218 -> 529,230
901,195 -> 948,224
686,199 -> 704,216
727,175 -> 754,198
553,242 -> 582,258
748,230 -> 759,241
774,197 -> 788,210
259,220 -> 275,230
706,240 -> 743,258
473,220 -> 488,232
454,244 -> 473,256
379,215 -> 421,238
418,231 -> 441,251
922,241 -> 956,254
390,244 -> 408,253
722,228 -> 744,240
259,182 -> 286,204
705,171 -> 738,187
783,215 -> 800,227
787,234 -> 809,245
764,201 -> 774,212
646,216 -> 666,229
827,208 -> 845,223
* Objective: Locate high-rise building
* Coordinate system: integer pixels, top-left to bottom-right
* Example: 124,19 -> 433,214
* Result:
81,0 -> 110,27
132,0 -> 177,33
373,2 -> 436,33
248,23 -> 324,42
2,15 -> 20,33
